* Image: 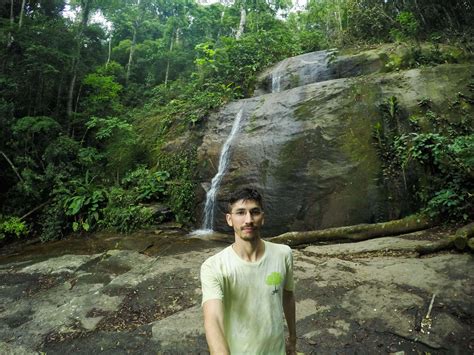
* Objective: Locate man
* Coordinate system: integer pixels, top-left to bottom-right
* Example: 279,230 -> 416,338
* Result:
200,188 -> 296,355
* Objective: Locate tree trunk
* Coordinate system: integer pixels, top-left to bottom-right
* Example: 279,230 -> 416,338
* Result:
125,25 -> 137,85
125,0 -> 143,85
106,35 -> 112,68
453,222 -> 474,250
10,0 -> 14,24
6,0 -> 15,50
416,237 -> 453,256
413,0 -> 426,27
164,28 -> 175,88
66,0 -> 91,121
236,6 -> 246,39
216,9 -> 225,39
416,222 -> 474,255
19,0 -> 26,28
269,214 -> 434,247
54,73 -> 64,117
67,71 -> 77,122
468,238 -> 474,252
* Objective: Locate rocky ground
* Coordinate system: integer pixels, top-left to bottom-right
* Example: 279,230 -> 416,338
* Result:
0,225 -> 472,354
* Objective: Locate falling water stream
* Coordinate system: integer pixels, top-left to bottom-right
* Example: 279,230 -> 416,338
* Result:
196,108 -> 244,233
271,60 -> 286,93
272,74 -> 281,93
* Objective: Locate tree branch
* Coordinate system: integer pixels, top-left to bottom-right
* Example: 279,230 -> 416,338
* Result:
0,150 -> 24,183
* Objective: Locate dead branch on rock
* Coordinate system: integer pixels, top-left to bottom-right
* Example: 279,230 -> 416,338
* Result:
453,222 -> 474,250
416,222 -> 474,255
269,214 -> 434,247
416,237 -> 454,256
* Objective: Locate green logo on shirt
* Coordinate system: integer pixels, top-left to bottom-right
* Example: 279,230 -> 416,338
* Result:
265,272 -> 282,295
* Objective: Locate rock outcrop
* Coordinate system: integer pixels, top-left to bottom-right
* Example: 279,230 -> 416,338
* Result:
196,46 -> 473,235
0,229 -> 473,353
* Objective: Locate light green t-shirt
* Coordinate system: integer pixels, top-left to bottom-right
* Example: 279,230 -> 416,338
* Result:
201,240 -> 294,355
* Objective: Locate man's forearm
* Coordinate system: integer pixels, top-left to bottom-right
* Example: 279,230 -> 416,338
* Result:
203,300 -> 230,355
204,320 -> 230,355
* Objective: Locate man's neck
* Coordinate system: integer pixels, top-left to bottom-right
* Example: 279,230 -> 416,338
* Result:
232,237 -> 265,262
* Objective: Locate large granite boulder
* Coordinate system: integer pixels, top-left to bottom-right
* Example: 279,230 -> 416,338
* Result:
195,46 -> 473,235
254,44 -> 468,96
253,49 -> 384,95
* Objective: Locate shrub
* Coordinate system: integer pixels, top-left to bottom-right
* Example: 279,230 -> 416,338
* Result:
0,216 -> 28,240
375,92 -> 473,222
99,187 -> 154,233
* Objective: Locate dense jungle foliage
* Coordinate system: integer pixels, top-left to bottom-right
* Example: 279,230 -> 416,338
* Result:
0,0 -> 473,242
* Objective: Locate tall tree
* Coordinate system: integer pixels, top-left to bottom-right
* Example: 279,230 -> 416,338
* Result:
125,0 -> 146,84
67,0 -> 92,121
18,0 -> 26,28
233,0 -> 291,38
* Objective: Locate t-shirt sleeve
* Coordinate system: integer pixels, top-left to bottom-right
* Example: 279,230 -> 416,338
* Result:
200,258 -> 223,305
284,247 -> 295,292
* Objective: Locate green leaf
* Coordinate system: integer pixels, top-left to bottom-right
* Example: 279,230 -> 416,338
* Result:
82,222 -> 90,231
66,196 -> 85,216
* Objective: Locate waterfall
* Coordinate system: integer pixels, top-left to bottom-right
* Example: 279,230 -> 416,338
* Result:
272,73 -> 281,93
200,108 -> 245,232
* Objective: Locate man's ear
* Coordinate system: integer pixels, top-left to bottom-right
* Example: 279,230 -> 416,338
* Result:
226,213 -> 233,227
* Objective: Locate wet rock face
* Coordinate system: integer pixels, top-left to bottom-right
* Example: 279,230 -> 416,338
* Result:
254,51 -> 336,95
254,49 -> 385,96
196,47 -> 474,235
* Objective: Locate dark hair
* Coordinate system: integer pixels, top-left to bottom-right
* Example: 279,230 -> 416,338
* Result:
228,187 -> 263,212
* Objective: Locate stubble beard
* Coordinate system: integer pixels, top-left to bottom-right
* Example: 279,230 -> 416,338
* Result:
238,225 -> 260,241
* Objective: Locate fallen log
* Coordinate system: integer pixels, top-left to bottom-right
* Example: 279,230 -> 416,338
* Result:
468,238 -> 474,252
453,222 -> 474,250
416,238 -> 454,256
268,214 -> 434,247
416,222 -> 474,255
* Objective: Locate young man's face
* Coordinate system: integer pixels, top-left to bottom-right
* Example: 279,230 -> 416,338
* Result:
226,199 -> 264,241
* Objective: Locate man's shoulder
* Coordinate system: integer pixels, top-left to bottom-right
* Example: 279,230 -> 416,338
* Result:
201,245 -> 232,267
264,240 -> 292,256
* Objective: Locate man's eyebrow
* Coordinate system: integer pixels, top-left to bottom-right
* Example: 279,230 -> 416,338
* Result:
233,207 -> 262,212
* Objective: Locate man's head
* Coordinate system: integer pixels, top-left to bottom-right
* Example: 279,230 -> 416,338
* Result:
226,188 -> 264,241
227,187 -> 263,212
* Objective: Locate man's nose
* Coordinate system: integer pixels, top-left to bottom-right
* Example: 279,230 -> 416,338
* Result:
244,211 -> 253,223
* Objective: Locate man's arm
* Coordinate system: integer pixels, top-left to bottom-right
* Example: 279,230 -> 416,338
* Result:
283,289 -> 296,354
203,299 -> 230,355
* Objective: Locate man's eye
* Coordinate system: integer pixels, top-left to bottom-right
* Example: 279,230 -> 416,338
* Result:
235,211 -> 246,216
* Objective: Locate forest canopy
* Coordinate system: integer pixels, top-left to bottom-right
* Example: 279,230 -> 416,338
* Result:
1,0 -> 473,241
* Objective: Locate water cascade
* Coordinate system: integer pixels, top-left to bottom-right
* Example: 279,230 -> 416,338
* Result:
271,60 -> 286,93
200,108 -> 245,231
272,73 -> 281,93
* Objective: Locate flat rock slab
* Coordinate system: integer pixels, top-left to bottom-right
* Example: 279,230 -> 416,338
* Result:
294,249 -> 473,353
0,233 -> 472,354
